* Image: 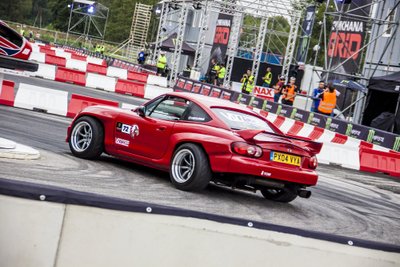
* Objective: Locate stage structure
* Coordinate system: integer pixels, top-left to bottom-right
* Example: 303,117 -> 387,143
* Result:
307,0 -> 400,123
111,3 -> 153,59
66,0 -> 109,46
152,0 -> 303,84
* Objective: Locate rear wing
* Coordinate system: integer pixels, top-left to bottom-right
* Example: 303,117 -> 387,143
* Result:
235,129 -> 323,155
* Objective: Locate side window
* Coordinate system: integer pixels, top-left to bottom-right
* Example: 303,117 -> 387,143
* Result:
183,103 -> 211,122
145,96 -> 164,116
149,97 -> 190,121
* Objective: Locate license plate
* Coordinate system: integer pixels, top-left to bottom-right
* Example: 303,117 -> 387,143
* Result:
270,152 -> 301,166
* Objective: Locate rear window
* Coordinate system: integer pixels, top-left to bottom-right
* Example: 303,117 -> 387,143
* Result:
212,108 -> 275,132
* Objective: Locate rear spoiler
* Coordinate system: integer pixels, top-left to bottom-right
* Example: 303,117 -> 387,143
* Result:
235,129 -> 323,155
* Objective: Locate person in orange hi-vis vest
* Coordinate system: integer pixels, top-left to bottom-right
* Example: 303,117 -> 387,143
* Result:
317,84 -> 337,116
281,77 -> 298,106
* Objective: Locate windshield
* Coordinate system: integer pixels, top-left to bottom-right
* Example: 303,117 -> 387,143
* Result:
212,108 -> 275,132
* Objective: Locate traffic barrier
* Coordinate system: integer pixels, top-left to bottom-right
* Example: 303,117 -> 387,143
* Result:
66,59 -> 87,72
316,129 -> 336,143
127,71 -> 148,83
331,133 -> 348,144
86,56 -> 105,66
45,55 -> 66,67
115,79 -> 145,98
39,47 -> 56,55
87,63 -> 107,75
54,50 -> 71,59
55,67 -> 86,86
272,115 -> 285,128
287,121 -> 304,136
296,123 -> 315,139
67,94 -> 119,118
0,80 -> 15,106
144,84 -> 173,99
147,74 -> 168,87
71,54 -> 87,61
317,142 -> 360,170
279,117 -> 296,134
28,52 -> 46,63
106,66 -> 128,79
121,102 -> 138,110
27,63 -> 56,80
14,83 -> 68,116
308,127 -> 324,140
360,147 -> 400,177
85,73 -> 116,92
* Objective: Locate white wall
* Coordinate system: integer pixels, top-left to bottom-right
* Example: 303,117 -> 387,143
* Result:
1,194 -> 399,267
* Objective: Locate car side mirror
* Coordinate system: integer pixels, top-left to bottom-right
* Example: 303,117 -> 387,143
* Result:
136,106 -> 145,117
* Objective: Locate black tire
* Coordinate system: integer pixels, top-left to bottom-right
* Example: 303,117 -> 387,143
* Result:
260,185 -> 298,203
170,143 -> 212,191
69,116 -> 104,159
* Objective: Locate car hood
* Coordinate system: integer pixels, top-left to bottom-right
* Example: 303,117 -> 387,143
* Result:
234,129 -> 322,156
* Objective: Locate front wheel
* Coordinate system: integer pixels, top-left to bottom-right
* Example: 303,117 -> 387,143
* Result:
69,116 -> 104,159
260,185 -> 298,203
170,143 -> 212,192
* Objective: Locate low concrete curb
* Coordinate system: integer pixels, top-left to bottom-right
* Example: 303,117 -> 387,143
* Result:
0,137 -> 40,160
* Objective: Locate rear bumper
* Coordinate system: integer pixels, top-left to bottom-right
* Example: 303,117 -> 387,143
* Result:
226,155 -> 318,186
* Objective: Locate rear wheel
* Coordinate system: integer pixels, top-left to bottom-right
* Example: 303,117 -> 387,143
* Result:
260,185 -> 298,203
69,116 -> 104,159
170,143 -> 212,191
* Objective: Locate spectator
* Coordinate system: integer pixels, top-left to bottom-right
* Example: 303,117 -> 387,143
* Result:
311,81 -> 325,112
240,69 -> 255,94
317,84 -> 337,117
217,62 -> 226,86
156,51 -> 168,76
273,75 -> 285,103
262,67 -> 273,87
281,77 -> 299,106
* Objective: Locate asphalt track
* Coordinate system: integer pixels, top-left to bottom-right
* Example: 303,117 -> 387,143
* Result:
1,76 -> 400,246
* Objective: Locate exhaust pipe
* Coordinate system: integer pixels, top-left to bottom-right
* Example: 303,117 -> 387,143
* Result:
298,189 -> 312,198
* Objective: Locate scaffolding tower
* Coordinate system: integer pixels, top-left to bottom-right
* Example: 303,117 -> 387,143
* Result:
308,0 -> 400,123
153,0 -> 303,85
111,3 -> 152,59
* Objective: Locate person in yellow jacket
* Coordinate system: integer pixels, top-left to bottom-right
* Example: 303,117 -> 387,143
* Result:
240,69 -> 255,94
262,67 -> 272,87
216,62 -> 226,86
157,51 -> 167,76
212,62 -> 220,85
281,77 -> 298,106
100,45 -> 105,54
317,84 -> 337,116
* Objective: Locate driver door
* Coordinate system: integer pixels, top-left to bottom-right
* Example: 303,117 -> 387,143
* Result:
114,96 -> 190,159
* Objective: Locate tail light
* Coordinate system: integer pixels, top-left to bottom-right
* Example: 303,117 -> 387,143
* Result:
309,156 -> 318,169
232,142 -> 263,158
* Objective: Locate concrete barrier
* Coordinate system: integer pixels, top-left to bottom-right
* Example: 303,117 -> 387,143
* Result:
106,66 -> 128,79
55,50 -> 72,59
27,63 -> 56,80
66,59 -> 87,72
28,52 -> 46,63
317,142 -> 361,170
144,84 -> 172,99
147,74 -> 168,87
14,83 -> 68,116
0,195 -> 63,267
85,73 -> 116,92
0,194 -> 399,267
86,57 -> 105,66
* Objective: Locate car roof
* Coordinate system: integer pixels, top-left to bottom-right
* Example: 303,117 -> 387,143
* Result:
167,91 -> 254,113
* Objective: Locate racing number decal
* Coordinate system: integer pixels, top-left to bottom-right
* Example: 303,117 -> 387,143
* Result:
116,122 -> 140,139
122,124 -> 131,134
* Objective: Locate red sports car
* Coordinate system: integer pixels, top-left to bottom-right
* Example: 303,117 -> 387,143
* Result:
67,92 -> 322,203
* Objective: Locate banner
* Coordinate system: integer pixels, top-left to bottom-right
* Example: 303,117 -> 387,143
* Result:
253,86 -> 275,100
209,13 -> 233,66
327,0 -> 371,77
296,5 -> 316,64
